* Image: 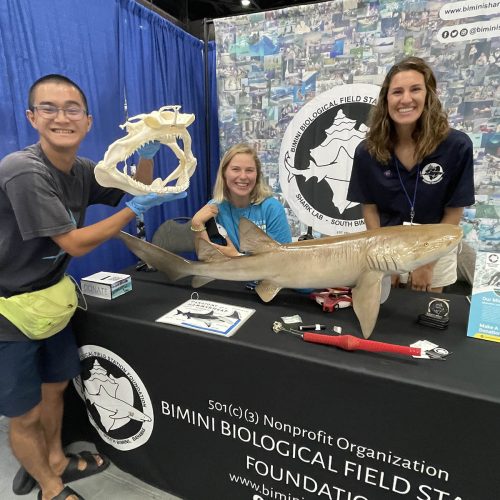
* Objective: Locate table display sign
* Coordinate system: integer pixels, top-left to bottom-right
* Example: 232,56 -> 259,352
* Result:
467,251 -> 500,342
156,297 -> 255,337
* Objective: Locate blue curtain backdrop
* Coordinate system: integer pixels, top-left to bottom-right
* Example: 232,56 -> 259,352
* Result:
117,0 -> 211,241
0,0 -> 219,281
207,40 -> 220,189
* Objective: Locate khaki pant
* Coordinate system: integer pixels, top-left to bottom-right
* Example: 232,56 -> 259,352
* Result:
399,247 -> 458,288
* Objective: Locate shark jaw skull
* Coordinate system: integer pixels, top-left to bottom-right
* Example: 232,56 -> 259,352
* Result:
94,105 -> 197,196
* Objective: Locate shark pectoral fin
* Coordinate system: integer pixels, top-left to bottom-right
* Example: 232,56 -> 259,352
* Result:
255,280 -> 282,302
380,275 -> 391,304
239,218 -> 280,254
192,276 -> 215,287
352,271 -> 383,339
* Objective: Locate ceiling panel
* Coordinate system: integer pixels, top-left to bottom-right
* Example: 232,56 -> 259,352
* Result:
152,0 -> 328,23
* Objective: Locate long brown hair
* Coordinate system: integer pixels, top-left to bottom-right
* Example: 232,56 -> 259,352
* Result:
366,57 -> 449,164
212,143 -> 272,204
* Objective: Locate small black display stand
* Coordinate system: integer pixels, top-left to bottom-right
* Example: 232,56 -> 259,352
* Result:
418,297 -> 450,329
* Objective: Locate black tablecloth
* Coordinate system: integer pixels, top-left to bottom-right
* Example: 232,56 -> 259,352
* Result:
63,269 -> 500,500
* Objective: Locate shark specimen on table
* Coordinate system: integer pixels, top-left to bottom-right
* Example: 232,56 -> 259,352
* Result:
118,219 -> 462,339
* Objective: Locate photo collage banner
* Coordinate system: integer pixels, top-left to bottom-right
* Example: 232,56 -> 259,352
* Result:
213,0 -> 500,253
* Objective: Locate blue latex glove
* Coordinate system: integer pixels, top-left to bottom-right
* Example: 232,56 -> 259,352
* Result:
137,141 -> 161,159
126,192 -> 187,216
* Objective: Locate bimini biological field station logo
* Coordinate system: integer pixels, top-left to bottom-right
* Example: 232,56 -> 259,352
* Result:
279,84 -> 380,235
73,345 -> 154,450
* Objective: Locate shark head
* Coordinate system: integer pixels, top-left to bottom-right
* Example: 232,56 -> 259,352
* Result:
94,105 -> 197,196
367,224 -> 463,274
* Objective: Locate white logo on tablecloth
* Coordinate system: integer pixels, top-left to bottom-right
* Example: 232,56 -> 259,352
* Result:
73,345 -> 153,450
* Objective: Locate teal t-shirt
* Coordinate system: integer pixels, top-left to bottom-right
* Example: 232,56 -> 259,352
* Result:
214,197 -> 291,251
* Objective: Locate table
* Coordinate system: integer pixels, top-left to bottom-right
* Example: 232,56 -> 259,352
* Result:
63,270 -> 500,500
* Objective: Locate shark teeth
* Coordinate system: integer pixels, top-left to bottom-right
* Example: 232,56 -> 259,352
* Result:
94,106 -> 197,196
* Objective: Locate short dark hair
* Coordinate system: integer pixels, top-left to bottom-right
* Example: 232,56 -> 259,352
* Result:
28,74 -> 89,113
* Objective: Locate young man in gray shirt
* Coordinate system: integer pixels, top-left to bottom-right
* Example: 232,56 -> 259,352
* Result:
0,74 -> 185,500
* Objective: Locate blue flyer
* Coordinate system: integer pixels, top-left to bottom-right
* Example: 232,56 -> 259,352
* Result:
467,252 -> 500,342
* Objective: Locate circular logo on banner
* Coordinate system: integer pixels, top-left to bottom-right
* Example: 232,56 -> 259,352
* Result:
279,84 -> 379,235
73,345 -> 154,450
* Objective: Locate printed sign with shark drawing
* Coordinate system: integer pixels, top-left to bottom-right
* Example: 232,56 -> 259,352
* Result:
157,298 -> 255,337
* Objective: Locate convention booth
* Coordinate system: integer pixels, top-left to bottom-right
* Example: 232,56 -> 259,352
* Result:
1,0 -> 499,499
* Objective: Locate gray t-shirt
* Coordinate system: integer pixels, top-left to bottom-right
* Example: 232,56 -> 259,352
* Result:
0,143 -> 124,340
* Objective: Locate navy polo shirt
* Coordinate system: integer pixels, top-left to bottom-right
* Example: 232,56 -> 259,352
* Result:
347,129 -> 475,226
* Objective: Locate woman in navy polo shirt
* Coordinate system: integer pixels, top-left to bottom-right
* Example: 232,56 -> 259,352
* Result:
347,57 -> 474,292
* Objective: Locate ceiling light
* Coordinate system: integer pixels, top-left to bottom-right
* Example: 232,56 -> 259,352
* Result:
241,0 -> 251,6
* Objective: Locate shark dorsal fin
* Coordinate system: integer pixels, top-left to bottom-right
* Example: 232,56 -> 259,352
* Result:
196,238 -> 229,262
239,218 -> 280,254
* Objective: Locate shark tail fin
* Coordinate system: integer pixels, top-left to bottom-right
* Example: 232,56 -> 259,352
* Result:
118,231 -> 190,282
239,218 -> 281,255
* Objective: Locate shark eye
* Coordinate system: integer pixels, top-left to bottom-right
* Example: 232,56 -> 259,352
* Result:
424,242 -> 429,246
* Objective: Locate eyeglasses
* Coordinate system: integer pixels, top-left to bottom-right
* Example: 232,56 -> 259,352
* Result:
31,104 -> 87,120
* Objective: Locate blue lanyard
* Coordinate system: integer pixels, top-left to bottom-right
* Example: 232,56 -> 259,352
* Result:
395,158 -> 420,224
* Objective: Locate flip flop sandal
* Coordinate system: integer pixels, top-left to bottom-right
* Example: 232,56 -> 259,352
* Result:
12,465 -> 37,495
60,451 -> 110,483
13,451 -> 109,495
37,485 -> 84,500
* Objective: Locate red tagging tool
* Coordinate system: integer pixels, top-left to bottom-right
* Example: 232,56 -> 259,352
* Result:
309,288 -> 352,312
